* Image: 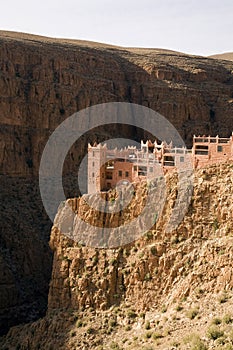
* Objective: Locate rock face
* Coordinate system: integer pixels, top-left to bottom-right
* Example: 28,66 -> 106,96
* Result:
48,162 -> 233,313
0,30 -> 233,334
0,161 -> 233,350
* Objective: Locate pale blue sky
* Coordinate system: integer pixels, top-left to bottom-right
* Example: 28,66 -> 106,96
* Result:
1,0 -> 232,55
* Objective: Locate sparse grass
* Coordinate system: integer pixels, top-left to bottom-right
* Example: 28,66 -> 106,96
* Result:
153,331 -> 163,339
216,335 -> 227,346
145,331 -> 152,339
186,308 -> 199,320
223,313 -> 232,324
144,273 -> 152,281
213,218 -> 219,231
207,326 -> 224,340
76,320 -> 83,327
109,318 -> 117,327
150,245 -> 157,255
219,292 -> 229,304
175,304 -> 183,312
110,258 -> 117,266
86,327 -> 95,334
171,235 -> 179,244
127,310 -> 137,319
161,305 -> 167,313
144,231 -> 153,241
110,342 -> 122,350
93,255 -> 98,264
183,333 -> 207,350
212,317 -> 222,325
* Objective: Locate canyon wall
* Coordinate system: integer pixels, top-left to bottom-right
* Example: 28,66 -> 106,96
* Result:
48,162 -> 233,313
0,161 -> 232,349
0,30 -> 233,334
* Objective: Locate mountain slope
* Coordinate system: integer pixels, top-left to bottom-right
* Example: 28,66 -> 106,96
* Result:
209,52 -> 233,62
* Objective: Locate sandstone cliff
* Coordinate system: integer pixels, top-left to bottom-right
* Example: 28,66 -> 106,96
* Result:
0,161 -> 232,349
0,30 -> 233,334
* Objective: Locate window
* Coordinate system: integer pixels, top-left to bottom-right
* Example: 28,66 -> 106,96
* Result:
149,167 -> 153,173
194,145 -> 209,155
118,170 -> 122,177
125,171 -> 129,177
106,172 -> 113,180
217,145 -> 223,152
180,156 -> 184,162
92,151 -> 95,157
92,162 -> 95,167
92,172 -> 95,177
134,166 -> 137,171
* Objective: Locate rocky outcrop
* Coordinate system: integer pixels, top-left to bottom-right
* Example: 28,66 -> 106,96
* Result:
47,162 -> 233,314
0,161 -> 233,349
0,30 -> 233,334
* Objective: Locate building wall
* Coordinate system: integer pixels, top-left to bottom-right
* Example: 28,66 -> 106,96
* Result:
88,144 -> 106,194
88,133 -> 233,193
193,135 -> 233,168
102,160 -> 133,191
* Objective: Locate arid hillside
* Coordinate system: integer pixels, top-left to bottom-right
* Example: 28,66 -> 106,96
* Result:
0,30 -> 233,335
0,161 -> 233,349
210,52 -> 233,62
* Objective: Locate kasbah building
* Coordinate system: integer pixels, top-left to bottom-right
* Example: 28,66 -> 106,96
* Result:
88,133 -> 233,194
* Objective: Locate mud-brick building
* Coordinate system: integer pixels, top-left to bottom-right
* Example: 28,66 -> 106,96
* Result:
193,134 -> 233,168
87,133 -> 233,194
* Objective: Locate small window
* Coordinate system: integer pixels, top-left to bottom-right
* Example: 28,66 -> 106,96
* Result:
125,171 -> 129,177
217,145 -> 222,152
118,170 -> 122,177
92,162 -> 95,167
180,156 -> 184,162
134,166 -> 137,171
92,151 -> 95,157
149,167 -> 153,173
92,172 -> 95,177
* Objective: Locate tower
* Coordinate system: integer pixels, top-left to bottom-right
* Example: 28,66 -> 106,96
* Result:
87,143 -> 106,194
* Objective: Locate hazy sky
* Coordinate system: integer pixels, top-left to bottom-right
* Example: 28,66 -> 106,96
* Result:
1,0 -> 232,56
